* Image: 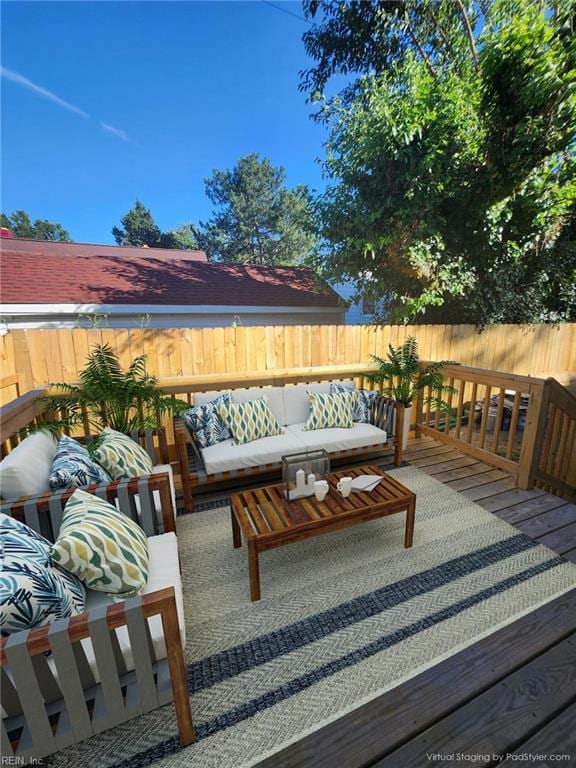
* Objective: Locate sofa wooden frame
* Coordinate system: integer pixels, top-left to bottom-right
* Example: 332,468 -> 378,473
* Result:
1,473 -> 195,762
170,370 -> 405,514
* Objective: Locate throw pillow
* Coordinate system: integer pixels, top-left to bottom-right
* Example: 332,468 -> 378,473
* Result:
49,435 -> 112,490
183,392 -> 232,448
304,390 -> 355,430
92,428 -> 153,480
0,513 -> 86,636
220,397 -> 284,445
330,382 -> 380,423
50,489 -> 149,598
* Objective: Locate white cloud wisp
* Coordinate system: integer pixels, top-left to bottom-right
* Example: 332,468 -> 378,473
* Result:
2,66 -> 130,142
1,66 -> 89,118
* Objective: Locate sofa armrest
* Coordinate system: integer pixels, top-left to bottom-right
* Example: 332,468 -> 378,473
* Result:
174,416 -> 204,514
370,395 -> 404,467
0,587 -> 194,759
370,395 -> 395,433
1,472 -> 176,540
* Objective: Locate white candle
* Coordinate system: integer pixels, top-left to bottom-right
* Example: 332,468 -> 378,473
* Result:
295,469 -> 306,492
307,473 -> 316,488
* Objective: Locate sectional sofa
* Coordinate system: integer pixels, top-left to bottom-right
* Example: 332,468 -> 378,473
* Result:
1,473 -> 194,761
175,379 -> 403,512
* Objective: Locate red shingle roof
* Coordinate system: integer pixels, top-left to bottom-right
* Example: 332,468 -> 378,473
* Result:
1,238 -> 208,262
0,240 -> 341,308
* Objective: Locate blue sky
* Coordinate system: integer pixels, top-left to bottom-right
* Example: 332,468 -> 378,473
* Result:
1,1 -> 331,244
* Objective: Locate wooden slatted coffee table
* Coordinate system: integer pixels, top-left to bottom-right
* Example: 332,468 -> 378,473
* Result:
230,464 -> 416,601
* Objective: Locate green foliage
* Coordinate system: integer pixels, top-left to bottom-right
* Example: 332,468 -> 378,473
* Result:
75,312 -> 109,329
39,344 -> 188,436
165,222 -> 198,250
197,153 -> 317,265
112,201 -> 198,250
305,0 -> 576,325
369,337 -> 455,408
1,210 -> 71,241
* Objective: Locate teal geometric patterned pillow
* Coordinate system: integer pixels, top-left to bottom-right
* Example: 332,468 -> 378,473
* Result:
92,428 -> 153,480
50,489 -> 149,598
49,435 -> 112,490
183,392 -> 232,448
220,397 -> 284,445
0,513 -> 86,636
304,390 -> 355,430
330,382 -> 379,423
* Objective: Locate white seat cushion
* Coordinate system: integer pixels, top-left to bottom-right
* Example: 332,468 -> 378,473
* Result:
201,430 -> 305,474
0,432 -> 57,500
79,532 -> 185,680
286,421 -> 387,453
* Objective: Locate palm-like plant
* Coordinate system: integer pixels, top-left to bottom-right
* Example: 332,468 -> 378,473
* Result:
369,337 -> 456,410
39,344 -> 188,436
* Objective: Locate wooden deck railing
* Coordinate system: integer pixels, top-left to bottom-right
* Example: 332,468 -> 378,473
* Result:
0,386 -> 48,456
158,364 -> 380,400
414,365 -> 576,500
532,378 -> 576,501
0,366 -> 381,459
1,363 -> 574,500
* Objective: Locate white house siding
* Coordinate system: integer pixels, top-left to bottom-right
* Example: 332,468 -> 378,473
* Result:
331,282 -> 375,325
0,304 -> 345,330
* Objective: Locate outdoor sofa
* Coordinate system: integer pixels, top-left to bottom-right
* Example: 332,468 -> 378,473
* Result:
175,378 -> 404,512
0,472 -> 194,762
0,426 -> 177,525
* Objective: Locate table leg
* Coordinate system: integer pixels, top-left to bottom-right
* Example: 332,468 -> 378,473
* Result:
248,541 -> 261,602
231,508 -> 242,548
404,496 -> 416,548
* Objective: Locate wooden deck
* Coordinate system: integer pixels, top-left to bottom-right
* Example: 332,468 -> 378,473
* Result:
254,437 -> 576,768
406,436 -> 576,563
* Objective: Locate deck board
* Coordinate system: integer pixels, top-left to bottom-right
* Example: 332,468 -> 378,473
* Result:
500,702 -> 576,765
252,437 -> 576,767
255,591 -> 576,768
376,633 -> 576,767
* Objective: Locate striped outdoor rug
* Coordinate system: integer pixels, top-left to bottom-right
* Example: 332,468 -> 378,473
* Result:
48,466 -> 576,768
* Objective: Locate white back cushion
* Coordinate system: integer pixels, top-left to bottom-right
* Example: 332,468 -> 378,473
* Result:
0,431 -> 58,499
282,383 -> 331,426
282,381 -> 356,426
193,390 -> 231,406
194,381 -> 357,427
195,387 -> 287,425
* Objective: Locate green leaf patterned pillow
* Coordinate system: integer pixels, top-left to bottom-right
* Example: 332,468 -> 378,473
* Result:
93,428 -> 153,480
50,489 -> 149,598
304,390 -> 355,430
219,397 -> 284,445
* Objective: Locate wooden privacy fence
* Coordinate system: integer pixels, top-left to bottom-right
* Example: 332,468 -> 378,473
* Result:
1,323 -> 575,402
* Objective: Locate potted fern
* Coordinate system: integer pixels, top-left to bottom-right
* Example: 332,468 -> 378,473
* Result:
369,337 -> 456,449
39,344 -> 188,437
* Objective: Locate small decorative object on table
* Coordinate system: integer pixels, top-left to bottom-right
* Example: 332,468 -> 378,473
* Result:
282,449 -> 330,501
350,474 -> 384,492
